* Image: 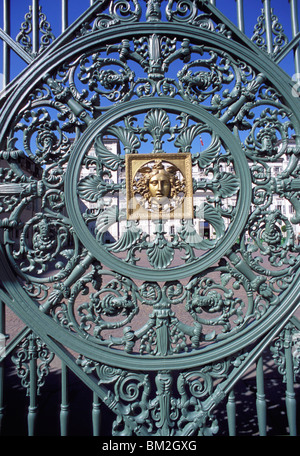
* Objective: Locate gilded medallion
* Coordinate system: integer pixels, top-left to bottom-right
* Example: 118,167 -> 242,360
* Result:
126,153 -> 194,220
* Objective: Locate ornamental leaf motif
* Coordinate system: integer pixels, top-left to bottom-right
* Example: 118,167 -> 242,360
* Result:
178,219 -> 203,248
97,365 -> 123,385
195,203 -> 225,249
147,239 -> 175,268
95,206 -> 120,236
94,135 -> 124,170
107,125 -> 141,153
192,132 -> 221,168
108,221 -> 142,252
174,123 -> 205,153
142,108 -> 171,151
77,174 -> 104,202
144,108 -> 171,132
216,172 -> 240,199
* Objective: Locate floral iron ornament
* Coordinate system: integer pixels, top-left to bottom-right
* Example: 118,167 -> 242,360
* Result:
0,0 -> 299,437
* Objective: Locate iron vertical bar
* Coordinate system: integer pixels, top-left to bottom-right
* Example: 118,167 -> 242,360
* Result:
235,0 -> 245,33
203,296 -> 300,429
62,0 -> 68,32
256,356 -> 267,436
289,0 -> 300,80
92,393 -> 101,436
3,0 -> 10,88
284,327 -> 297,436
262,0 -> 273,54
60,361 -> 69,436
226,389 -> 236,436
28,334 -> 38,436
32,0 -> 39,56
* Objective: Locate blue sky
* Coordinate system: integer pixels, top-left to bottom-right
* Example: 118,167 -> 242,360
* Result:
0,0 -> 299,87
2,0 -> 296,39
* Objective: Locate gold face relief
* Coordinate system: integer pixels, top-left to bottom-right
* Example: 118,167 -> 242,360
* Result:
149,169 -> 172,201
126,153 -> 194,220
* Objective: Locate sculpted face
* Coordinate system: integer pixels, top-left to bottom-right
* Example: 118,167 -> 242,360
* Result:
149,170 -> 171,202
132,159 -> 186,213
128,155 -> 191,220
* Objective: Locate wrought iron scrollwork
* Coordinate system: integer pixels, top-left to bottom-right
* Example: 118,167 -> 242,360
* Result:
12,332 -> 55,396
77,354 -> 238,435
0,0 -> 299,436
16,5 -> 55,56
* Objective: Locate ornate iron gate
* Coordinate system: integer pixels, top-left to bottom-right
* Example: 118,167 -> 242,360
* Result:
0,0 -> 300,437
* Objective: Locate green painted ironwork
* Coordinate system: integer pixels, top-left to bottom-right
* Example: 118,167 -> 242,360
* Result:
0,0 -> 300,436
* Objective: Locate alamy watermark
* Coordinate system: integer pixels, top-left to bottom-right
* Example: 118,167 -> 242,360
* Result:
292,73 -> 300,98
292,330 -> 300,360
0,333 -> 6,359
95,195 -> 206,242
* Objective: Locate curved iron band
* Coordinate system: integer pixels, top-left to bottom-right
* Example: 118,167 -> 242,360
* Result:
0,243 -> 299,372
65,97 -> 252,281
0,22 -> 299,371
